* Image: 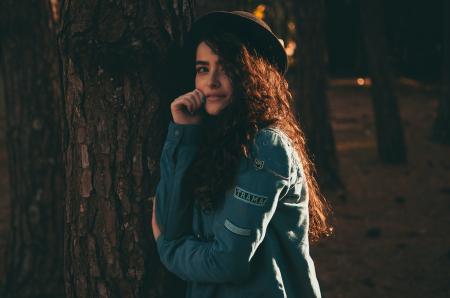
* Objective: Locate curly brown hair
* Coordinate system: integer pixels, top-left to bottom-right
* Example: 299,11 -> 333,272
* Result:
181,31 -> 332,242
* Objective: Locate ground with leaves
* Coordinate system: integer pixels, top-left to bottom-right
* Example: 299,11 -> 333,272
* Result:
1,80 -> 449,297
313,80 -> 450,298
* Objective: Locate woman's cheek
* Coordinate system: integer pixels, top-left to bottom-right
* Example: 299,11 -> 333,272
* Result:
194,76 -> 202,89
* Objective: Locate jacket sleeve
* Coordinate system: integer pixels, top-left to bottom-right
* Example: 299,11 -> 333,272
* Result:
154,121 -> 203,240
155,129 -> 292,283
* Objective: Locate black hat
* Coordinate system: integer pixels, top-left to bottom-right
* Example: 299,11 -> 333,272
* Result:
186,10 -> 288,75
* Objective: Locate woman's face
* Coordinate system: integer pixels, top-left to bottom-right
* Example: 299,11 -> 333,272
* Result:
195,41 -> 233,116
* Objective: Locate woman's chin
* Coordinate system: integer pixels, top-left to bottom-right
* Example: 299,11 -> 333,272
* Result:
205,106 -> 224,116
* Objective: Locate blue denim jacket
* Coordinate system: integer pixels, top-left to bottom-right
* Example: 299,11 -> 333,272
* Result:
155,121 -> 322,298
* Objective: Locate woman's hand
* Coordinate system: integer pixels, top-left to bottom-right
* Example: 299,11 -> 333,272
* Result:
152,198 -> 161,241
171,89 -> 205,125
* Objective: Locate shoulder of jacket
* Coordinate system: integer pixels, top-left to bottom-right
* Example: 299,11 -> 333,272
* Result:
250,127 -> 292,180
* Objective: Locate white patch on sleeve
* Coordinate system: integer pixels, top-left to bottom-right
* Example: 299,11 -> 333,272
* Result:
224,219 -> 251,236
233,186 -> 268,206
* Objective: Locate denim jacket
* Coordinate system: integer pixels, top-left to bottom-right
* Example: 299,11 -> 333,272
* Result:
154,121 -> 322,298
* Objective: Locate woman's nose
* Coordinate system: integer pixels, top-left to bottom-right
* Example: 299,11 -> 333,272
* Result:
208,70 -> 221,88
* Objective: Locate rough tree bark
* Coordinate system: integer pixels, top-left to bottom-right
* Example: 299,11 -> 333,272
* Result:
0,0 -> 64,297
293,0 -> 342,189
359,0 -> 407,163
431,0 -> 450,144
58,0 -> 195,297
195,0 -> 253,16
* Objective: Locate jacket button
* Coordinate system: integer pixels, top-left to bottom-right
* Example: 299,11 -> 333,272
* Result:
196,233 -> 201,239
174,130 -> 180,136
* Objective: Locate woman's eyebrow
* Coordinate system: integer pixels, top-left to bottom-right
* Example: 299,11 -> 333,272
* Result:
195,60 -> 209,65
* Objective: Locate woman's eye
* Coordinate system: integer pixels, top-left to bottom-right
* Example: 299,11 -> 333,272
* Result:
196,67 -> 208,73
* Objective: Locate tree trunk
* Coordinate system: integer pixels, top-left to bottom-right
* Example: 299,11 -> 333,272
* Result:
293,0 -> 342,189
431,0 -> 450,144
0,0 -> 64,297
359,0 -> 407,163
58,1 -> 194,297
195,0 -> 254,17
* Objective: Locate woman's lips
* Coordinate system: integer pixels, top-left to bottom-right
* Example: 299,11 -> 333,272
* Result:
207,95 -> 225,101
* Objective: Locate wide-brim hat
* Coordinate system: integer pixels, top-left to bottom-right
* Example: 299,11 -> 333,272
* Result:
185,10 -> 288,75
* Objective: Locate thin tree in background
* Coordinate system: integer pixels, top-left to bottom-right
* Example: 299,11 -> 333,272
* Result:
293,0 -> 342,189
58,0 -> 194,297
431,0 -> 450,144
0,0 -> 64,297
359,0 -> 407,163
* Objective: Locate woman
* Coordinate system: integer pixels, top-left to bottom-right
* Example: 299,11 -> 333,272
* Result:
151,11 -> 331,298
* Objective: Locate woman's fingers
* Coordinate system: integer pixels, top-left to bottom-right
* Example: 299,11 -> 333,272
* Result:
192,89 -> 205,110
194,89 -> 205,107
185,90 -> 205,113
170,89 -> 205,124
182,97 -> 193,114
174,95 -> 194,113
171,89 -> 204,114
185,94 -> 198,113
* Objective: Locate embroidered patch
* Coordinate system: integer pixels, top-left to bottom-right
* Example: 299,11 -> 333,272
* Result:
224,219 -> 251,236
254,158 -> 264,170
234,186 -> 268,206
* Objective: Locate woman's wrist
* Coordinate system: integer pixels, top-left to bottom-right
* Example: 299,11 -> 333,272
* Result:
173,118 -> 202,125
167,121 -> 203,146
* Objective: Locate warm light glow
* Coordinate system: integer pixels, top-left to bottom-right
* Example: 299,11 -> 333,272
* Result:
285,40 -> 297,57
355,77 -> 372,86
288,21 -> 296,31
50,0 -> 60,22
253,4 -> 266,20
